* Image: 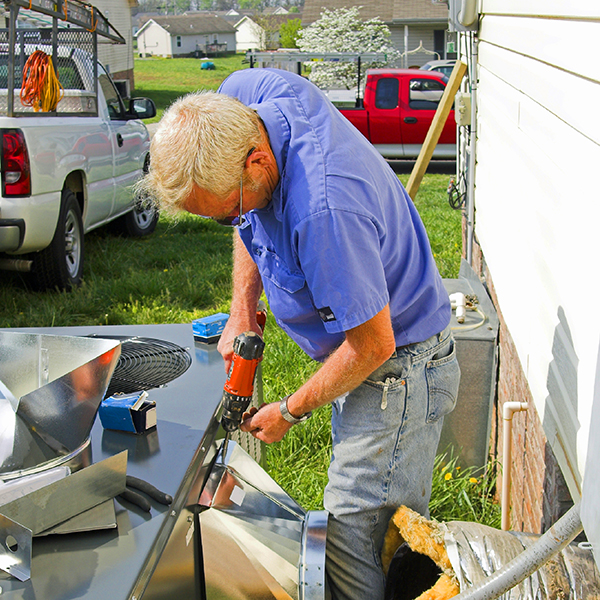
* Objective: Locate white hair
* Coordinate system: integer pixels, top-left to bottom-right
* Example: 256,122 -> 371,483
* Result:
141,91 -> 262,213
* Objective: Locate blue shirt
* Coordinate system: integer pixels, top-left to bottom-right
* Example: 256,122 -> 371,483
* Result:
219,69 -> 450,362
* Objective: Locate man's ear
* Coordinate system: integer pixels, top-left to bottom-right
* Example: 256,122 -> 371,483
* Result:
246,149 -> 272,167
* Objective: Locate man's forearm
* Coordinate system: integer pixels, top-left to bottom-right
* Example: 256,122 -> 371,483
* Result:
241,304 -> 396,443
217,232 -> 264,366
286,304 -> 396,418
231,231 -> 263,319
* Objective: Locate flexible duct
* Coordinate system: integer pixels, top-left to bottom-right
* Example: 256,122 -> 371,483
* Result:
449,502 -> 584,600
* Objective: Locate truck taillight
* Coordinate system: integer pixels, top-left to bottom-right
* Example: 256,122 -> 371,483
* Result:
2,129 -> 31,197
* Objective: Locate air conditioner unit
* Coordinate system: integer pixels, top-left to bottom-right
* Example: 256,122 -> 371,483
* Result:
440,260 -> 499,468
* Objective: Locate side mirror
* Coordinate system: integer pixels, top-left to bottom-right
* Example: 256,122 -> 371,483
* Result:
128,97 -> 157,120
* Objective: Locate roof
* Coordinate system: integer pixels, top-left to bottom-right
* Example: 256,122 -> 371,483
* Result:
302,0 -> 448,26
138,14 -> 236,36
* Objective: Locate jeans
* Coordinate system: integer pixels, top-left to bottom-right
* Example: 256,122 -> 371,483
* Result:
323,326 -> 460,600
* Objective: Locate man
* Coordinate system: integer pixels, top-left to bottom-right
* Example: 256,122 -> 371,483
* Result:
145,67 -> 460,600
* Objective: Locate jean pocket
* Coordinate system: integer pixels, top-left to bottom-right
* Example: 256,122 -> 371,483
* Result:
425,337 -> 461,423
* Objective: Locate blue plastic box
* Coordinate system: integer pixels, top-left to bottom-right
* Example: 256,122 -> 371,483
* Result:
192,313 -> 229,344
99,391 -> 157,434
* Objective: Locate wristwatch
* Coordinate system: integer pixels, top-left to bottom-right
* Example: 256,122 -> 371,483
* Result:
279,395 -> 312,424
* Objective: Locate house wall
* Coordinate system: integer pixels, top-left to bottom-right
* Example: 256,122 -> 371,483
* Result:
171,31 -> 236,55
137,21 -> 172,57
92,0 -> 135,93
390,25 -> 446,67
459,1 -> 599,531
94,1 -> 132,72
236,19 -> 262,51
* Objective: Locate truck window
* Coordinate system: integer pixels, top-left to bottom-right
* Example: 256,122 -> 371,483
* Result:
409,78 -> 445,110
375,78 -> 399,110
57,58 -> 84,90
98,64 -> 125,120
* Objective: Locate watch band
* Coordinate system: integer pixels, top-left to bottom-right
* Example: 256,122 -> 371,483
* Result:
279,395 -> 312,424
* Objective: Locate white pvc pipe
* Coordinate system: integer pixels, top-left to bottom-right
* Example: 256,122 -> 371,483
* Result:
451,502 -> 583,600
465,35 -> 477,266
501,402 -> 528,530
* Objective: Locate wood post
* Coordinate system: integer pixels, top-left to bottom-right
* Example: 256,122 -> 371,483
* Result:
406,60 -> 468,200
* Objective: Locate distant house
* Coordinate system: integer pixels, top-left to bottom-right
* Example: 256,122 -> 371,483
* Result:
135,14 -> 236,58
302,0 -> 451,67
232,13 -> 300,52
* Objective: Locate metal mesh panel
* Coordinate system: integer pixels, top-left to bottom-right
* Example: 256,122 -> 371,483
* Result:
99,336 -> 193,398
0,27 -> 97,115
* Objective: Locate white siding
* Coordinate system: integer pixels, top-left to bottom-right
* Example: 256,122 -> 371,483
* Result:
137,22 -> 172,57
390,26 -> 441,67
94,0 -> 134,75
467,6 -> 600,495
172,32 -> 236,55
236,19 -> 263,52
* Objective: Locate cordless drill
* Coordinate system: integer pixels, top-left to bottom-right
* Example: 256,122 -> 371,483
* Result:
220,331 -> 265,433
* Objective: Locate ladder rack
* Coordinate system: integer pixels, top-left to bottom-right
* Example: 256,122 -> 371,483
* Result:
4,0 -> 125,43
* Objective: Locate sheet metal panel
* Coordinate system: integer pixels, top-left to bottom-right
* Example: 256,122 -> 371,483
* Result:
0,323 -> 227,600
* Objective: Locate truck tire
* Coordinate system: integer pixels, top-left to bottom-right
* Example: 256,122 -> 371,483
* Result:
118,197 -> 159,237
32,188 -> 84,291
113,155 -> 158,237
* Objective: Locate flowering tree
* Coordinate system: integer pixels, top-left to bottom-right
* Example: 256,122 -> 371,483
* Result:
297,7 -> 400,90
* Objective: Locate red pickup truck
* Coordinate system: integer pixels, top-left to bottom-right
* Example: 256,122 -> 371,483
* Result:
337,68 -> 456,159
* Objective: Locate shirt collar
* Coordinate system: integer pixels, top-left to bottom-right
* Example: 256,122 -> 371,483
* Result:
252,101 -> 290,220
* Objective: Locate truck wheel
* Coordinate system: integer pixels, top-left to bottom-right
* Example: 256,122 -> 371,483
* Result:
119,196 -> 159,237
113,155 -> 158,237
32,188 -> 84,291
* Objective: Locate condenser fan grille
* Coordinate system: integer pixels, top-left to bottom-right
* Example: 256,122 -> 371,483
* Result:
91,336 -> 192,397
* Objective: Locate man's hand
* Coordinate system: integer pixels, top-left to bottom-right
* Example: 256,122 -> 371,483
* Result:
217,314 -> 264,373
240,402 -> 294,444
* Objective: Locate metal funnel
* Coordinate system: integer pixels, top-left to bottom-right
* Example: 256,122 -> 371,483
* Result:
0,331 -> 121,480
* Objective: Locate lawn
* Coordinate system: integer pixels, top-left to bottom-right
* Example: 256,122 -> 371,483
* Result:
0,55 -> 500,526
133,54 -> 248,122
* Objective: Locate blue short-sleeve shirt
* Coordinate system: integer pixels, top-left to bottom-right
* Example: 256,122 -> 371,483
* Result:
219,69 -> 450,362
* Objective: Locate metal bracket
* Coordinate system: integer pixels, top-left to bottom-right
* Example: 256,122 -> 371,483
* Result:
0,451 -> 127,581
0,514 -> 32,582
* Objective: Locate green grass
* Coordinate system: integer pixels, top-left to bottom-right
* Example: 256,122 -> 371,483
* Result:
0,56 -> 499,526
430,452 -> 502,527
0,214 -> 235,328
399,174 -> 462,280
133,54 -> 248,122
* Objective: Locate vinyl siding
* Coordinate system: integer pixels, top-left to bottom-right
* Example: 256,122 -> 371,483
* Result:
469,5 -> 600,495
94,0 -> 134,76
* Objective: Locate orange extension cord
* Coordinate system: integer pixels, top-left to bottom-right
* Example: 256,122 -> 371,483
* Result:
20,50 -> 64,112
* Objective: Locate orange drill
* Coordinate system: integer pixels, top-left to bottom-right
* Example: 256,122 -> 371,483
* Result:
220,331 -> 265,433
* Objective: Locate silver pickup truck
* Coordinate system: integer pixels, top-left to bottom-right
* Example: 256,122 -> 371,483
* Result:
0,38 -> 156,291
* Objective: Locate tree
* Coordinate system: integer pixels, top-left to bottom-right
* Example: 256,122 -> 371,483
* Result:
297,7 -> 400,90
279,17 -> 302,49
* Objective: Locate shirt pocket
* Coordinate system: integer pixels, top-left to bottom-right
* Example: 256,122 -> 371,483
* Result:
254,246 -> 305,292
253,246 -> 310,320
425,337 -> 461,424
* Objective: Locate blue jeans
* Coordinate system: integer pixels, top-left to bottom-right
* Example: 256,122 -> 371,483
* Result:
324,326 -> 460,600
